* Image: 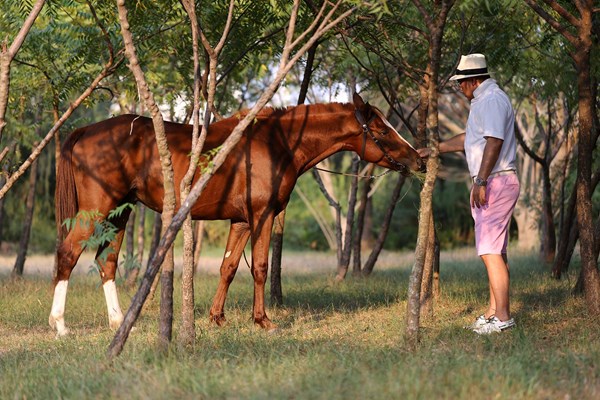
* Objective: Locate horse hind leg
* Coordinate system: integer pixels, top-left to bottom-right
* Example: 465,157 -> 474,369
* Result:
50,220 -> 95,336
209,221 -> 251,326
249,215 -> 278,332
95,208 -> 131,331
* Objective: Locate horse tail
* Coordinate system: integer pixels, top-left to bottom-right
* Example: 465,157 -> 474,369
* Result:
55,129 -> 83,241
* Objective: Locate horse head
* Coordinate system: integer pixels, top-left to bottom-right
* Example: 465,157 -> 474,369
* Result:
352,93 -> 424,175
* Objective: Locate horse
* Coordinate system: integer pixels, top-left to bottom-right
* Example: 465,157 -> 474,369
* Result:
49,93 -> 423,336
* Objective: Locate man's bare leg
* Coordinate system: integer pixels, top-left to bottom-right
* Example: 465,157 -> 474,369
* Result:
481,254 -> 510,321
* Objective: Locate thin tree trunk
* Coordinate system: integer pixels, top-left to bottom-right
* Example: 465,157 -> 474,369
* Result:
270,211 -> 285,306
147,212 -> 162,299
312,168 -> 344,260
116,0 -> 176,351
193,220 -> 205,275
178,0 -> 207,348
0,0 -> 46,142
269,40 -> 318,304
540,162 -> 556,263
11,152 -> 38,277
124,206 -> 136,279
352,164 -> 374,276
551,170 -> 600,278
405,1 -> 453,349
0,144 -> 14,243
335,156 -> 360,281
419,213 -> 436,318
126,203 -> 145,288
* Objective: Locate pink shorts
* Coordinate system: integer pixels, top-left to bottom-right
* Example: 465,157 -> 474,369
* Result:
471,173 -> 520,256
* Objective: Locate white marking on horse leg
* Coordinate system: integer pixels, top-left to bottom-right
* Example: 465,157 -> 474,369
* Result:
225,250 -> 232,258
49,280 -> 70,337
103,280 -> 124,330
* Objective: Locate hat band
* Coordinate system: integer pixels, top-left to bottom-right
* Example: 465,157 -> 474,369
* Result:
456,67 -> 488,76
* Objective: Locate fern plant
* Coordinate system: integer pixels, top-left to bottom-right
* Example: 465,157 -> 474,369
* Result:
62,203 -> 135,276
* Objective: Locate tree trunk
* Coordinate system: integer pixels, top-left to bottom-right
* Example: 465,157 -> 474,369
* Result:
270,41 -> 318,304
193,220 -> 205,275
405,1 -> 453,349
352,163 -> 374,276
147,212 -> 163,299
0,149 -> 12,243
312,167 -> 344,259
116,0 -> 176,351
540,163 -> 556,263
11,153 -> 38,277
419,213 -> 436,319
0,0 -> 46,142
179,0 -> 205,349
270,210 -> 285,306
552,180 -> 579,278
124,206 -> 136,279
126,203 -> 146,288
574,42 -> 600,315
513,120 -> 541,252
335,157 -> 360,281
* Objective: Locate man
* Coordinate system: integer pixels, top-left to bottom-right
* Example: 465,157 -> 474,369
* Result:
418,53 -> 520,334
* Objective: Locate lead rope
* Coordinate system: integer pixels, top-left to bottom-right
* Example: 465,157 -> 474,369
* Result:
313,166 -> 392,180
311,108 -> 398,180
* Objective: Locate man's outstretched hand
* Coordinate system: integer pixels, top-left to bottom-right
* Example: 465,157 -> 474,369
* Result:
417,148 -> 431,159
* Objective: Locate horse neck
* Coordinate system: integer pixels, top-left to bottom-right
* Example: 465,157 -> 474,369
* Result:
283,104 -> 358,174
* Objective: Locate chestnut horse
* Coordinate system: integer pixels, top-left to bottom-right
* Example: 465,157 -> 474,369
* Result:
49,93 -> 422,336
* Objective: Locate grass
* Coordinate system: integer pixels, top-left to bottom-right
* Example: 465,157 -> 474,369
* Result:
0,249 -> 598,399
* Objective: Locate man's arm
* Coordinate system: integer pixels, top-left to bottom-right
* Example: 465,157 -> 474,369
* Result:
471,137 -> 503,208
416,133 -> 465,158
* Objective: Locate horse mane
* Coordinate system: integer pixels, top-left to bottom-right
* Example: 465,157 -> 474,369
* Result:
233,102 -> 351,121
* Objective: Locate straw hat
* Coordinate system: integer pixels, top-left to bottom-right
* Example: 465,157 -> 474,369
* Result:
449,53 -> 490,81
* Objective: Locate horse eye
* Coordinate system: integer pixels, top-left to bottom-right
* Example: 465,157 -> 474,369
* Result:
380,128 -> 389,136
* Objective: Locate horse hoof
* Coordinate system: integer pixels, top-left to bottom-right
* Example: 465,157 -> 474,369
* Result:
55,327 -> 70,338
49,315 -> 70,337
109,318 -> 124,331
255,319 -> 278,332
209,314 -> 227,327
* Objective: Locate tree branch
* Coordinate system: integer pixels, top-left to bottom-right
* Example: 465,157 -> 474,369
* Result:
524,0 -> 578,45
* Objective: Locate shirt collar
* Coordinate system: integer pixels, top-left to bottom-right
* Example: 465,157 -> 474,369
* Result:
473,78 -> 496,99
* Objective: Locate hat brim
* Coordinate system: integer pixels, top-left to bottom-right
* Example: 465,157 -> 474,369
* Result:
449,72 -> 490,81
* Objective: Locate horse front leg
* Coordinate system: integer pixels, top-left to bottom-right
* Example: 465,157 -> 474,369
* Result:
250,216 -> 277,332
209,221 -> 251,326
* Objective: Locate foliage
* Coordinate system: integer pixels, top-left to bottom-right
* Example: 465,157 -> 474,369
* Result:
62,203 -> 135,265
0,0 -> 597,258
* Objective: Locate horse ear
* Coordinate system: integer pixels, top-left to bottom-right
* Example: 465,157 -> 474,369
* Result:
353,92 -> 365,108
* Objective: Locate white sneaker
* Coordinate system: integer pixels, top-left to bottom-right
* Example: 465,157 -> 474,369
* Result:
473,316 -> 516,334
465,314 -> 488,330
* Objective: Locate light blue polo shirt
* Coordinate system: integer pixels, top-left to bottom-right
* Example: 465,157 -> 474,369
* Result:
464,79 -> 517,178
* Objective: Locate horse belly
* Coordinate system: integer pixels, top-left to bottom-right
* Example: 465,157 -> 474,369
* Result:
187,181 -> 245,221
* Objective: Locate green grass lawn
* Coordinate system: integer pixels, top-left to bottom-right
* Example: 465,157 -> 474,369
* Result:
0,250 -> 598,399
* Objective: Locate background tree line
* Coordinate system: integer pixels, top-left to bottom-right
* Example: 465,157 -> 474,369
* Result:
0,0 -> 598,348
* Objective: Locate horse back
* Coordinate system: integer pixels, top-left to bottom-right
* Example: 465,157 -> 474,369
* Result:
63,114 -> 296,222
